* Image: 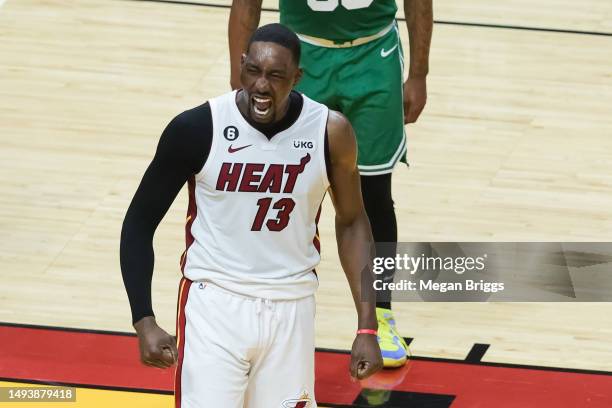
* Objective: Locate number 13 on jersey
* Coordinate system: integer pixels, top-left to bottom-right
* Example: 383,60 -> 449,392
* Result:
251,197 -> 296,232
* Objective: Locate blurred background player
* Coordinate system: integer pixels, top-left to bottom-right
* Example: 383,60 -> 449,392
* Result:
229,0 -> 433,368
122,24 -> 382,407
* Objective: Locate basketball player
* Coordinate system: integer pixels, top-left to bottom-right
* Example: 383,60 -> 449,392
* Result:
121,24 -> 382,407
228,0 -> 433,368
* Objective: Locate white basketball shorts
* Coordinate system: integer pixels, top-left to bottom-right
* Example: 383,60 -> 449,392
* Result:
174,278 -> 317,408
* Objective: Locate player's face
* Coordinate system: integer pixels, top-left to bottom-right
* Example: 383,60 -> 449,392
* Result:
240,42 -> 302,124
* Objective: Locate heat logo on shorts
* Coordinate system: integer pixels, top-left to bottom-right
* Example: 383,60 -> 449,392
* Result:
282,391 -> 311,408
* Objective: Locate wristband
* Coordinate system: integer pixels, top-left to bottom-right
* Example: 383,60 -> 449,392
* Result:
356,329 -> 377,336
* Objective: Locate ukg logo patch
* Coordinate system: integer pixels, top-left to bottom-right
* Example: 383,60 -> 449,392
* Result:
292,139 -> 315,151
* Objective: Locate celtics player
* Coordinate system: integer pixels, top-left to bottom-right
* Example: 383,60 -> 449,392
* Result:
229,0 -> 432,368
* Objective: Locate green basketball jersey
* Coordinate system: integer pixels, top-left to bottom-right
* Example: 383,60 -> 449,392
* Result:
279,0 -> 397,43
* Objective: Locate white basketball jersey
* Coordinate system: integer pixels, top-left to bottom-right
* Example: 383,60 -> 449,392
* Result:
181,91 -> 330,300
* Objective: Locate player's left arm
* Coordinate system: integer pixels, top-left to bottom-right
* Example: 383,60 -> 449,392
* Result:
403,0 -> 433,123
327,110 -> 383,380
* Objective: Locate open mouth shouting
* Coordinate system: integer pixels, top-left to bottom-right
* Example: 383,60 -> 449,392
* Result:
251,94 -> 273,121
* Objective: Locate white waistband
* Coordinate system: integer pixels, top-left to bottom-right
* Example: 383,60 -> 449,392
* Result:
296,22 -> 395,49
195,280 -> 314,303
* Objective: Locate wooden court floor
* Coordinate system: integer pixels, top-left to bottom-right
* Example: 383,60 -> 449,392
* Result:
1,0 -> 612,400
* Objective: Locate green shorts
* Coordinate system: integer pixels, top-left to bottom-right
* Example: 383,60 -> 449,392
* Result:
296,24 -> 406,175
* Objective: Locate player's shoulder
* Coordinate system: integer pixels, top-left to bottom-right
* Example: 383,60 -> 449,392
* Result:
326,110 -> 354,144
298,92 -> 327,114
161,101 -> 213,156
326,109 -> 357,164
171,101 -> 212,130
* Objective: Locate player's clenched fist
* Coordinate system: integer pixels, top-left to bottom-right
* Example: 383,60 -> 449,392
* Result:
134,316 -> 178,369
350,333 -> 383,380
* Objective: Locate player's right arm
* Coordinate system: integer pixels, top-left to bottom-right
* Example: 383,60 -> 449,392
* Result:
228,0 -> 263,89
120,104 -> 211,368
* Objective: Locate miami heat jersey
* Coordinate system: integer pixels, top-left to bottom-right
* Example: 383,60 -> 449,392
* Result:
182,91 -> 330,300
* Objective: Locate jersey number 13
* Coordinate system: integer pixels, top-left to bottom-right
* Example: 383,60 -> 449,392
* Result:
251,197 -> 296,232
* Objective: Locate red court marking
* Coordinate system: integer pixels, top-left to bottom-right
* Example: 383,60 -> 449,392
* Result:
2,324 -> 612,407
0,325 -> 172,391
315,351 -> 612,407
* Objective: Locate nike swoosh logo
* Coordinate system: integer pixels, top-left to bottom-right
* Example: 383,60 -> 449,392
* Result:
380,44 -> 398,58
228,144 -> 252,153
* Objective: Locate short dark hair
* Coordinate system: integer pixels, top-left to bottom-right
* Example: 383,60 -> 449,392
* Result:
247,23 -> 301,66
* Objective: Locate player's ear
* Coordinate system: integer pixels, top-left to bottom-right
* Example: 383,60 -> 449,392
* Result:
293,67 -> 303,87
240,53 -> 247,65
